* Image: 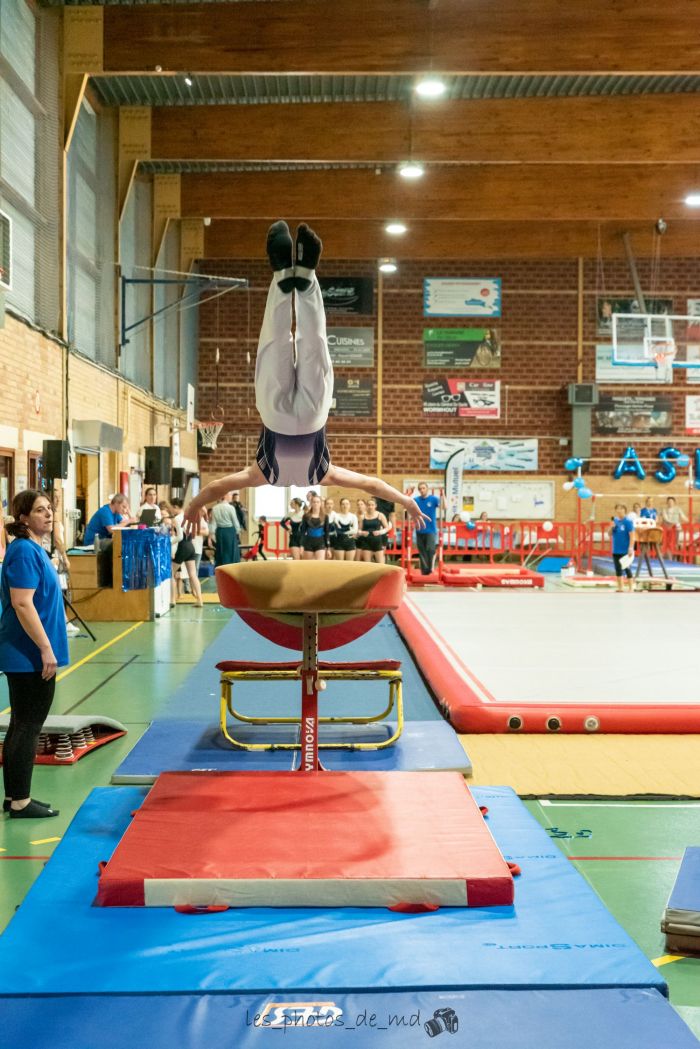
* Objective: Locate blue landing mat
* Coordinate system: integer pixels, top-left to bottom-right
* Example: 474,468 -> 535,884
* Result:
0,786 -> 665,997
114,612 -> 455,779
592,555 -> 700,578
113,718 -> 470,781
4,990 -> 699,1049
157,616 -> 442,722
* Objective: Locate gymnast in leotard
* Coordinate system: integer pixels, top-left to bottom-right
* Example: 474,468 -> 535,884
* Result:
183,221 -> 427,533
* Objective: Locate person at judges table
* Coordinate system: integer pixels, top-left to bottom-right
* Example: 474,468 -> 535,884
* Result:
183,221 -> 426,536
138,487 -> 162,523
0,491 -> 67,819
82,494 -> 132,547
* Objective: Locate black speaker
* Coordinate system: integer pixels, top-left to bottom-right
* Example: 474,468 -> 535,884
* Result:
42,439 -> 69,480
171,467 -> 186,489
144,446 -> 172,485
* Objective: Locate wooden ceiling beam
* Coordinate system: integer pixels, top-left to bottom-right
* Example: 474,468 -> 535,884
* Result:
203,218 -> 700,260
151,95 -> 700,165
103,1 -> 700,75
181,166 -> 700,221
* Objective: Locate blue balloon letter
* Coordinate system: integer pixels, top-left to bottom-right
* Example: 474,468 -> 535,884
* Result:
655,446 -> 687,484
614,446 -> 646,481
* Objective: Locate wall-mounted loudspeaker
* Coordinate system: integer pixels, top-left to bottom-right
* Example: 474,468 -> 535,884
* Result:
567,383 -> 599,406
42,439 -> 70,480
171,467 -> 186,488
144,446 -> 172,485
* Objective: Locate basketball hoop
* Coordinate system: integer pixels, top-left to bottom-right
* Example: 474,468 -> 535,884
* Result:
194,420 -> 224,451
651,339 -> 677,366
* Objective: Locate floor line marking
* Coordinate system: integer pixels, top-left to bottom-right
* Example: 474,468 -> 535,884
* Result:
56,622 -> 144,681
29,837 -> 61,846
652,954 -> 684,967
0,622 -> 144,715
540,800 -> 700,808
0,856 -> 51,861
64,654 -> 139,714
568,856 -> 682,861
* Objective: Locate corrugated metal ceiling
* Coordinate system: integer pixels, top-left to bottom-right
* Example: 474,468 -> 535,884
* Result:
92,72 -> 700,107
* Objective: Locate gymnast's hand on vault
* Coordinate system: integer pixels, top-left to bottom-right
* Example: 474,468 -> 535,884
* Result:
405,499 -> 430,528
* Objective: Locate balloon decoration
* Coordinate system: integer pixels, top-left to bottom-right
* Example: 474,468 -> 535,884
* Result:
562,457 -> 594,502
655,446 -> 691,484
613,446 -> 646,481
695,449 -> 700,490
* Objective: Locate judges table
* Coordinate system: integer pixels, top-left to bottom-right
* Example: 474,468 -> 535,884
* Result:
69,529 -> 171,622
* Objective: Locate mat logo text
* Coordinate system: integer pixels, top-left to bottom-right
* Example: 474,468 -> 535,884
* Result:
252,1001 -> 343,1028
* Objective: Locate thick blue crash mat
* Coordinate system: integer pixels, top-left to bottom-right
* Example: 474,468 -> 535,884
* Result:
4,990 -> 699,1049
112,718 -> 470,781
0,786 -> 666,996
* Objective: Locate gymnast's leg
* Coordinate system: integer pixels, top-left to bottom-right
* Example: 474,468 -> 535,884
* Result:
293,224 -> 333,432
255,222 -> 297,432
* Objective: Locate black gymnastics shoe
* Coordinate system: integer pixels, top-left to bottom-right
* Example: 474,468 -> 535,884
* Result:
4,798 -> 49,813
294,223 -> 322,290
8,799 -> 59,819
266,220 -> 295,293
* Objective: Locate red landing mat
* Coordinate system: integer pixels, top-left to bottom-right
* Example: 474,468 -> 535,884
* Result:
96,771 -> 513,909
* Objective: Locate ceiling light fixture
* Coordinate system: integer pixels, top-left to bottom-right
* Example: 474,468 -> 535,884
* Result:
378,258 -> 398,274
685,193 -> 700,207
415,76 -> 447,99
184,75 -> 193,87
398,162 -> 425,180
385,222 -> 408,235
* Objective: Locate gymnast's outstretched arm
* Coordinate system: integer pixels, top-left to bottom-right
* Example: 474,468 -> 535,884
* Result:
183,463 -> 267,533
323,464 -> 429,527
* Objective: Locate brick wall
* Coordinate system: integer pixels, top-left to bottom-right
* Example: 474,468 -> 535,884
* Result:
197,255 -> 700,519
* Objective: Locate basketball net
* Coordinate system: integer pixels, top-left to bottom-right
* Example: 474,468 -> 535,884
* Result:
194,420 -> 224,450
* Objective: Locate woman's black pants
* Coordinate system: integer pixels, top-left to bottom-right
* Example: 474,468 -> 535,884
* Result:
3,671 -> 55,800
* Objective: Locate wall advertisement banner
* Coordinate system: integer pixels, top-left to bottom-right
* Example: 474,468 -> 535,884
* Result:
329,377 -> 373,417
423,328 -> 501,368
424,278 -> 501,318
327,327 -> 374,366
319,277 -> 374,314
430,437 -> 538,472
686,395 -> 700,435
423,379 -> 501,419
594,394 -> 673,435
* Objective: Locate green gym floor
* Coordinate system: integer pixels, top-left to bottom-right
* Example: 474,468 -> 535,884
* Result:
0,598 -> 698,1038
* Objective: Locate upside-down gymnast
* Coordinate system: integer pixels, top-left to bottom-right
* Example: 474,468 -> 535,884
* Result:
184,221 -> 428,532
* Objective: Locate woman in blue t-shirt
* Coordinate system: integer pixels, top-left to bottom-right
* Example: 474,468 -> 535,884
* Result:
0,490 -> 68,818
609,502 -> 636,593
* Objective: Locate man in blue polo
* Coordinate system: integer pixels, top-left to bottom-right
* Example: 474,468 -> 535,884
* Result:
82,494 -> 130,547
610,502 -> 635,593
414,481 -> 441,576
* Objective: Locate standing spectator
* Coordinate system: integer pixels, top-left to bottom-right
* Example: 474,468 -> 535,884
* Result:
281,498 -> 305,560
609,502 -> 636,593
414,482 -> 441,576
628,501 -> 642,526
0,490 -> 67,818
210,493 -> 241,566
355,498 -> 368,559
170,499 -> 203,607
331,497 -> 358,561
324,497 -> 337,559
661,495 -> 687,556
230,491 -> 248,535
357,498 -> 389,564
640,496 -> 657,522
191,507 -> 209,582
300,493 -> 330,561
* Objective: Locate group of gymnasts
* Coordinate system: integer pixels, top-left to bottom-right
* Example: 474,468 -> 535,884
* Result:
280,491 -> 392,563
